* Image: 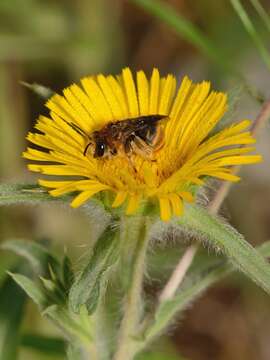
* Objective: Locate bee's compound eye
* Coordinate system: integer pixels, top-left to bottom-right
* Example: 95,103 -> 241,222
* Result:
94,141 -> 106,158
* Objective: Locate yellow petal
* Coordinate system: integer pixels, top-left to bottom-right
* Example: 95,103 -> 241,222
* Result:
158,74 -> 176,114
126,193 -> 140,215
106,75 -> 129,117
149,68 -> 160,114
122,68 -> 139,117
169,193 -> 183,217
69,84 -> 99,127
171,81 -> 211,149
97,74 -> 124,120
137,70 -> 149,115
159,197 -> 171,222
71,190 -> 100,208
63,87 -> 93,132
179,191 -> 194,203
81,76 -> 113,124
112,191 -> 127,208
50,112 -> 85,146
39,179 -> 74,188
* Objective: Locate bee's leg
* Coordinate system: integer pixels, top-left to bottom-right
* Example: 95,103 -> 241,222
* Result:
127,155 -> 138,173
151,126 -> 165,152
123,137 -> 138,172
111,148 -> 117,155
131,135 -> 154,160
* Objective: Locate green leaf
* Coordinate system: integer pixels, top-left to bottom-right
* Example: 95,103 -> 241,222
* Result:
8,272 -> 47,308
0,183 -> 66,205
69,225 -> 119,314
179,204 -> 270,294
0,183 -> 105,211
0,269 -> 26,360
21,333 -> 66,355
1,239 -> 61,277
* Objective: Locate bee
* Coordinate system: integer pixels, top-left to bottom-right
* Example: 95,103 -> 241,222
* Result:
83,114 -> 167,160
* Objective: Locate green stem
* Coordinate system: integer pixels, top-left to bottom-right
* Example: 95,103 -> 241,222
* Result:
114,217 -> 149,360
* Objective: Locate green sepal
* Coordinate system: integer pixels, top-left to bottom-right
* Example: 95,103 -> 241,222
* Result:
62,255 -> 74,291
8,272 -> 47,308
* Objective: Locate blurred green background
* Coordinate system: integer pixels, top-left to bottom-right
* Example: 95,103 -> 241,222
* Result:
1,0 -> 270,359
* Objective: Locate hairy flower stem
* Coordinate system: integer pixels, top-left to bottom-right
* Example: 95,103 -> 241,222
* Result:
114,217 -> 150,360
159,97 -> 270,302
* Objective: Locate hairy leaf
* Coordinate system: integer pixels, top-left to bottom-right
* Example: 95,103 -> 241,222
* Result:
0,183 -> 64,205
1,239 -> 61,277
69,225 -> 119,314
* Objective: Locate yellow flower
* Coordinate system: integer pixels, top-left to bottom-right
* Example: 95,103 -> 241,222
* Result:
23,68 -> 262,221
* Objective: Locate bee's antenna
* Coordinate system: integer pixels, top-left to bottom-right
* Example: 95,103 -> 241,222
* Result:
69,122 -> 87,137
84,142 -> 91,156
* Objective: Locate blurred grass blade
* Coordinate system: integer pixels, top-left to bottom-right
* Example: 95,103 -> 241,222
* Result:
249,0 -> 270,33
179,205 -> 270,294
21,334 -> 66,355
20,81 -> 54,99
131,0 -> 266,103
1,239 -> 61,277
131,0 -> 234,73
230,0 -> 270,71
141,241 -> 270,348
0,269 -> 26,360
69,225 -> 120,314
